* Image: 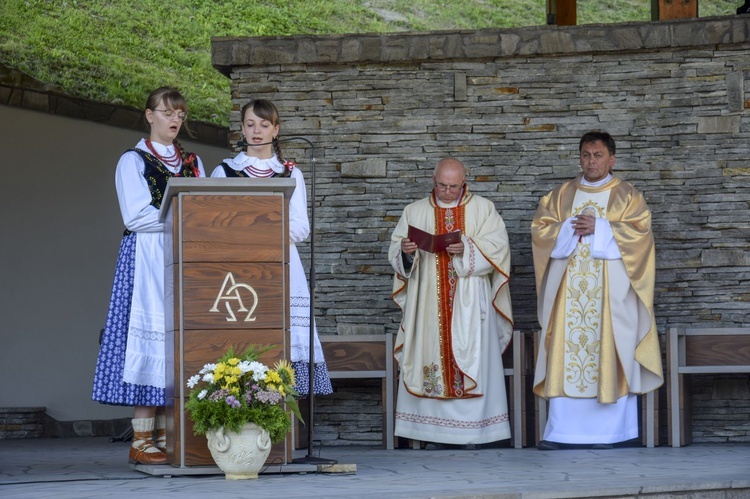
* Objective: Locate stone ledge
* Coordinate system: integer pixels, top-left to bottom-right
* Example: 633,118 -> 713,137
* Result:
0,408 -> 132,439
0,407 -> 45,439
0,64 -> 228,148
212,15 -> 750,75
44,417 -> 132,439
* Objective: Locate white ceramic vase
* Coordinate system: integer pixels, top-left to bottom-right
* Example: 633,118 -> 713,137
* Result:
205,423 -> 272,479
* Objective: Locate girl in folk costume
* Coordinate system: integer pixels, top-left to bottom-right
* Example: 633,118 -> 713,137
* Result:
211,99 -> 333,397
92,87 -> 206,464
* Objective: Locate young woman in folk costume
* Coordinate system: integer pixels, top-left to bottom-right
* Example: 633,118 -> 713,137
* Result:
92,87 -> 206,464
211,99 -> 333,397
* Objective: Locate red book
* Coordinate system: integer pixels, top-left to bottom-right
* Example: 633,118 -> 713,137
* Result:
408,226 -> 462,253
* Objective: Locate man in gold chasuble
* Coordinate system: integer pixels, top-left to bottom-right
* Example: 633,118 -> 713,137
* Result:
531,131 -> 663,450
389,158 -> 513,446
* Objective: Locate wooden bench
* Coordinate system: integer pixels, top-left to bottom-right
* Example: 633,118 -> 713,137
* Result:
667,327 -> 750,447
320,334 -> 396,450
534,331 -> 659,448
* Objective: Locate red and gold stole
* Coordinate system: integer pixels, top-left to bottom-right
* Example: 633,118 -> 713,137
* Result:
433,195 -> 467,398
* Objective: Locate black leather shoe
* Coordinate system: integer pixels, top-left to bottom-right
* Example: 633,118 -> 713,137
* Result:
537,440 -> 560,450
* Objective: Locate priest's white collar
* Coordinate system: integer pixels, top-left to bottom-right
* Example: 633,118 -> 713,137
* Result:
581,173 -> 613,188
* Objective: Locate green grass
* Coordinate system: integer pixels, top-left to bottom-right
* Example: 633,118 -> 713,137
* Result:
0,0 -> 740,126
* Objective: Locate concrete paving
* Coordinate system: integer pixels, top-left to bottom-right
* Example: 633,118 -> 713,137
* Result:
1,437 -> 749,498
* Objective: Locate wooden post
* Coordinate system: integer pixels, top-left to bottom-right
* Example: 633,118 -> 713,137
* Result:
547,0 -> 577,26
652,0 -> 698,21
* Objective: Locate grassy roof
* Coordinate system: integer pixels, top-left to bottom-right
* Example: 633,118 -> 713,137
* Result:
0,0 -> 739,127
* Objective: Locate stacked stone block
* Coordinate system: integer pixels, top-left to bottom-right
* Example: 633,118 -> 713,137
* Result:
0,407 -> 45,439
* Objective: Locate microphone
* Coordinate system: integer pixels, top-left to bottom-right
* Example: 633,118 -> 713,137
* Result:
233,135 -> 325,457
235,139 -> 274,149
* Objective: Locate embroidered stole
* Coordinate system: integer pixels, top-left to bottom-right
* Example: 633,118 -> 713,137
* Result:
562,189 -> 611,397
433,203 -> 467,398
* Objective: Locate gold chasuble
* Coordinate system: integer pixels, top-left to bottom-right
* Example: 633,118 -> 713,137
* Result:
531,175 -> 662,404
389,187 -> 513,445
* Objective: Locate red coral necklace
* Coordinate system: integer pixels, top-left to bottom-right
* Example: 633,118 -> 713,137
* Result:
243,164 -> 276,178
145,139 -> 182,168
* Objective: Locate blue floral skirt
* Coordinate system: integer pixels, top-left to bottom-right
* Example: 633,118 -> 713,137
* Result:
91,233 -> 165,407
293,361 -> 334,396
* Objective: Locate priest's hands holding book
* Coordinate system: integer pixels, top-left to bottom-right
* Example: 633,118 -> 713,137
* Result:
445,241 -> 464,257
400,238 -> 464,256
404,226 -> 464,256
401,237 -> 419,255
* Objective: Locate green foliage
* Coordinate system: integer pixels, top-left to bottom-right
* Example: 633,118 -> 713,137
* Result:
187,395 -> 291,443
184,344 -> 301,444
0,0 -> 741,127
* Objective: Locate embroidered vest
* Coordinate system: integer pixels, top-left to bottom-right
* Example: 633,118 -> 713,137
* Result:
130,148 -> 199,209
122,148 -> 199,235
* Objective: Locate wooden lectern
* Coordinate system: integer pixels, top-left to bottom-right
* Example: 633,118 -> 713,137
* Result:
159,177 -> 296,467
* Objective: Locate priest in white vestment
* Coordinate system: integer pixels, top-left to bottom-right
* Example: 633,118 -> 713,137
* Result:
531,131 -> 663,450
389,158 -> 514,446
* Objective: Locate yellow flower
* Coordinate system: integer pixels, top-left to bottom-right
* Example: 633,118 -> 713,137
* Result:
265,370 -> 282,384
274,359 -> 296,387
185,344 -> 303,440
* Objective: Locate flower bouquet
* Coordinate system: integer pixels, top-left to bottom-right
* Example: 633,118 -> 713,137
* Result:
185,345 -> 303,444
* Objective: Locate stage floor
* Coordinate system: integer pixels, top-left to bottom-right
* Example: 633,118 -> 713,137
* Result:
1,437 -> 749,498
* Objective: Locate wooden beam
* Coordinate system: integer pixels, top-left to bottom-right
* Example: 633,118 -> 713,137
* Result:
547,0 -> 577,26
652,0 -> 698,21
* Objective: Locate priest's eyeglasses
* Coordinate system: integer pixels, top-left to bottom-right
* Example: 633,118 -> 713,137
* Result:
435,182 -> 464,192
153,109 -> 188,122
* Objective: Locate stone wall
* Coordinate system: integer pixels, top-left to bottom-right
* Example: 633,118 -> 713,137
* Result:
0,408 -> 45,439
212,15 -> 750,445
315,380 -> 385,447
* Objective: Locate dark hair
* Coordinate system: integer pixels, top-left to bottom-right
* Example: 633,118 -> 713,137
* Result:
240,99 -> 291,176
579,131 -> 616,156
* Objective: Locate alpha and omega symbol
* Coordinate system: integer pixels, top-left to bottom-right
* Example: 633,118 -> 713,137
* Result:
209,272 -> 259,322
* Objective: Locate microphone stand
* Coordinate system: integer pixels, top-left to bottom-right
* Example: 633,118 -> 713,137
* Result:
277,137 -> 337,466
